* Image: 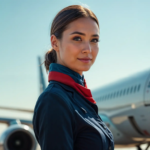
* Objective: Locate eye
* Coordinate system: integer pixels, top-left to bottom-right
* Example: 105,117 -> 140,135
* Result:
73,36 -> 82,41
91,39 -> 99,43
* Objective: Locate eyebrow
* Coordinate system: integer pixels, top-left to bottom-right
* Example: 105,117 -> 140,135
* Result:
70,31 -> 99,37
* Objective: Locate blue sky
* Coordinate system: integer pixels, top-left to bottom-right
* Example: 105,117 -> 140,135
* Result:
0,0 -> 150,108
0,0 -> 150,107
0,1 -> 150,149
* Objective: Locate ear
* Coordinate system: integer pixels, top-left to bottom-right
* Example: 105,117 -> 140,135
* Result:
50,35 -> 59,52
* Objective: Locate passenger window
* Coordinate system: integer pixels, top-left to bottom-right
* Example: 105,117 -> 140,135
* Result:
116,92 -> 118,97
148,82 -> 150,88
110,94 -> 112,99
111,93 -> 113,98
102,96 -> 104,100
126,88 -> 129,94
123,89 -> 126,95
117,91 -> 119,97
106,95 -> 108,100
130,87 -> 133,93
106,95 -> 108,99
113,92 -> 116,98
120,90 -> 122,96
111,93 -> 113,99
134,86 -> 137,92
137,84 -> 141,91
103,96 -> 105,100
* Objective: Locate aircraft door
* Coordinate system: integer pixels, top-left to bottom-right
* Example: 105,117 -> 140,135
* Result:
144,75 -> 150,105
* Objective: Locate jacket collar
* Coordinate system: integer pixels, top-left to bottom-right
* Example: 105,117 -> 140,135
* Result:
49,63 -> 85,86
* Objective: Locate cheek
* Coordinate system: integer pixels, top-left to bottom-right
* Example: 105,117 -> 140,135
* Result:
61,42 -> 81,60
92,45 -> 99,59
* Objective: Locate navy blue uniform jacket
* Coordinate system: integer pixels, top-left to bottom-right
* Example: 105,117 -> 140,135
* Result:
33,63 -> 114,150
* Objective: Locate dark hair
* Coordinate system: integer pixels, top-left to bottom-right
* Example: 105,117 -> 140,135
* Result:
44,5 -> 99,72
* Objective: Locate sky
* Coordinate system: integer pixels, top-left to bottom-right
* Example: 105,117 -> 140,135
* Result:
0,0 -> 150,149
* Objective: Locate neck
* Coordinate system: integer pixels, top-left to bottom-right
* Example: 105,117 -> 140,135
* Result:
56,62 -> 83,76
49,63 -> 85,86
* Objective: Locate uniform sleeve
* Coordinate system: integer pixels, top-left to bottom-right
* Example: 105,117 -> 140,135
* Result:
32,91 -> 75,150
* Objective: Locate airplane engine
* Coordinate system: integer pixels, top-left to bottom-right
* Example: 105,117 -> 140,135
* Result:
0,124 -> 37,150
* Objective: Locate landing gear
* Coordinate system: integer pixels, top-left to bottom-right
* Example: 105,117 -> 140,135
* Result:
137,143 -> 150,150
145,143 -> 150,150
137,145 -> 142,150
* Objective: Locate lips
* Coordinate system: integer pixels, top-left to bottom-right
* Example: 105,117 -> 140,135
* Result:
77,58 -> 92,63
78,58 -> 92,60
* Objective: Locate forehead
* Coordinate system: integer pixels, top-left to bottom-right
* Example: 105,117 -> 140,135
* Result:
65,17 -> 100,35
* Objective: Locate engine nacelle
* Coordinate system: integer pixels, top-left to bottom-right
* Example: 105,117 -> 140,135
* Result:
0,124 -> 37,150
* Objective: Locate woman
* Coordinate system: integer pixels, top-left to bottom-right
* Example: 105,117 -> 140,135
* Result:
33,5 -> 114,150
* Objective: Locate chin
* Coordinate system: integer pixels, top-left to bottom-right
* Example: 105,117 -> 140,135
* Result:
79,66 -> 91,72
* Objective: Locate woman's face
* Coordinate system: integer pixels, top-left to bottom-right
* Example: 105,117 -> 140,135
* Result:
52,17 -> 99,75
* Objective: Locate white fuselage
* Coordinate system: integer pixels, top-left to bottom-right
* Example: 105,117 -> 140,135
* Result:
92,69 -> 150,148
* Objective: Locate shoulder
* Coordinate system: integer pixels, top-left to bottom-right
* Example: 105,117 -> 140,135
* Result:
32,82 -> 76,143
34,82 -> 74,114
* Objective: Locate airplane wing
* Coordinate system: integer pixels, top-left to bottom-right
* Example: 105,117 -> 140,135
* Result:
0,117 -> 32,126
0,106 -> 33,113
0,56 -> 46,127
0,106 -> 33,127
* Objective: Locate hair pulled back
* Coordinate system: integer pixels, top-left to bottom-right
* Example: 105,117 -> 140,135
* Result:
44,5 -> 99,72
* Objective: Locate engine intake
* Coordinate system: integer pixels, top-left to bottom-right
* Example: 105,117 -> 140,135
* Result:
0,124 -> 37,150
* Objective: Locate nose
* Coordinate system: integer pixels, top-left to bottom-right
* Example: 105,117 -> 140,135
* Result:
82,42 -> 91,53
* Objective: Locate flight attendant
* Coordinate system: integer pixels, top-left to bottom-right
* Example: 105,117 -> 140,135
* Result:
33,5 -> 114,150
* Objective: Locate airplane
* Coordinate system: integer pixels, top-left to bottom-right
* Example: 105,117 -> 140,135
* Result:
0,56 -> 150,150
92,68 -> 150,150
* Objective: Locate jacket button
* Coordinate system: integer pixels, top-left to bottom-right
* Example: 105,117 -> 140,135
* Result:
103,125 -> 107,129
109,146 -> 111,150
81,107 -> 87,113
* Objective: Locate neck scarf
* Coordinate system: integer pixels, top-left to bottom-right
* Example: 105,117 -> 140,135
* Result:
48,71 -> 96,104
